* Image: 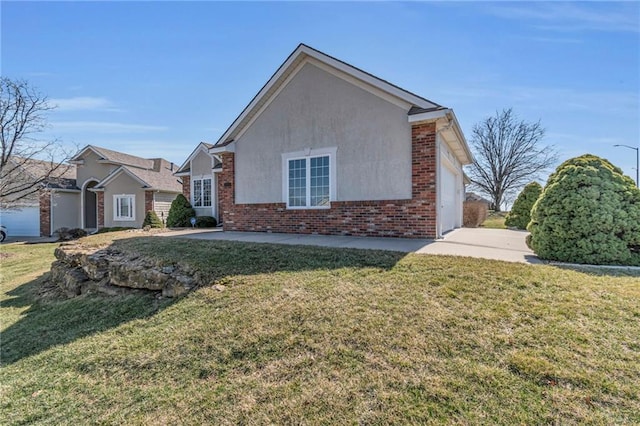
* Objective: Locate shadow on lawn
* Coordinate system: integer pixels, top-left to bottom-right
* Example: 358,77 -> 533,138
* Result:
1,272 -> 171,365
1,236 -> 406,365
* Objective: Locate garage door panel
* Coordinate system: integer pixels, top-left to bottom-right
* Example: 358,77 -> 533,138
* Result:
0,206 -> 40,236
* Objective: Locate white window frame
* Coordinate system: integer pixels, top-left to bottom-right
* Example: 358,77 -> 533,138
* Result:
113,194 -> 136,221
282,147 -> 337,209
191,176 -> 213,208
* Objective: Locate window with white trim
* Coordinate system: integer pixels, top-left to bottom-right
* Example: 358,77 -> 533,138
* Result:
114,195 -> 135,221
192,178 -> 212,207
285,152 -> 333,209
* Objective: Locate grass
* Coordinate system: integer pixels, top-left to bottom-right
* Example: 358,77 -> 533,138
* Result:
482,211 -> 508,229
1,232 -> 639,424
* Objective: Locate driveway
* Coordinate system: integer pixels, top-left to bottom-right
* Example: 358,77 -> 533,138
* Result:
1,235 -> 58,244
416,228 -> 540,264
158,227 -> 540,264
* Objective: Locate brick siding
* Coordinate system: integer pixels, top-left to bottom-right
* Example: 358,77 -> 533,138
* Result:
217,122 -> 438,238
97,192 -> 104,228
181,176 -> 191,202
39,190 -> 51,237
145,191 -> 154,213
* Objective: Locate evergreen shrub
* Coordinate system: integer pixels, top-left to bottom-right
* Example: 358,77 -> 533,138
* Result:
166,194 -> 196,228
528,154 -> 640,265
505,182 -> 543,230
142,210 -> 164,228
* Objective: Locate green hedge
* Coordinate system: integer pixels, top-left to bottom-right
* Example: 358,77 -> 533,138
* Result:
505,182 -> 542,230
528,154 -> 640,266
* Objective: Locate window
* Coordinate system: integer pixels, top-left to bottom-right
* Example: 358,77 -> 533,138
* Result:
114,195 -> 135,221
283,148 -> 336,209
192,178 -> 212,207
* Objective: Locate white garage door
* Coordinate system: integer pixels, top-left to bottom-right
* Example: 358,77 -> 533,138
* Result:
440,164 -> 458,234
0,206 -> 40,237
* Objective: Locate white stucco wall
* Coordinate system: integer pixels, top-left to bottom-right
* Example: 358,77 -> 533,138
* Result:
234,62 -> 413,204
103,173 -> 145,228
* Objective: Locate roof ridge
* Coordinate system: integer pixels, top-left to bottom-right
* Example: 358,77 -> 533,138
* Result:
215,43 -> 445,146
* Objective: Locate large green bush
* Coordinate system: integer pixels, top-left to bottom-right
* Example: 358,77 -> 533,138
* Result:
505,182 -> 542,230
166,194 -> 196,228
142,210 -> 164,228
528,154 -> 640,265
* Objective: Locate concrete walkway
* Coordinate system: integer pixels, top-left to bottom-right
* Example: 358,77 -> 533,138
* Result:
157,227 -> 540,264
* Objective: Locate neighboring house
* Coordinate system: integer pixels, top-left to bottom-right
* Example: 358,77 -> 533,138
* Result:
0,157 -> 76,237
179,44 -> 473,238
65,145 -> 182,235
0,146 -> 182,237
174,142 -> 222,219
465,192 -> 491,206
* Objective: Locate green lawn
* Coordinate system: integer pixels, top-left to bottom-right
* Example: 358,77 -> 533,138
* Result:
1,233 -> 639,424
482,211 -> 508,229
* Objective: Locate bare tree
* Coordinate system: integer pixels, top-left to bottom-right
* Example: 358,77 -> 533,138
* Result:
1,77 -> 73,208
466,108 -> 557,211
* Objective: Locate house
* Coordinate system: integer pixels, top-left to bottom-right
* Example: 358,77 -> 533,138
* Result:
62,145 -> 182,235
177,44 -> 473,238
0,157 -> 76,237
465,192 -> 491,206
0,146 -> 182,237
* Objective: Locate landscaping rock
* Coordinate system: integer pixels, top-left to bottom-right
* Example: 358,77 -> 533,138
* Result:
49,242 -> 206,298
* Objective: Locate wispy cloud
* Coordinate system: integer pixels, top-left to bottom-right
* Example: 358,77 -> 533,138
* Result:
486,3 -> 640,33
49,96 -> 122,112
52,121 -> 168,133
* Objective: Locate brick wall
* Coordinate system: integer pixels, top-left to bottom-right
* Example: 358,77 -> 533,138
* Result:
145,191 -> 154,213
218,122 -> 438,238
39,190 -> 51,237
97,192 -> 104,228
181,176 -> 191,202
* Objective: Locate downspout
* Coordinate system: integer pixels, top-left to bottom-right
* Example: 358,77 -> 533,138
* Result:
435,119 -> 454,239
50,190 -> 54,237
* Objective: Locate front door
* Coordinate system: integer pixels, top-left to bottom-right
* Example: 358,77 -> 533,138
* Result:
84,182 -> 97,229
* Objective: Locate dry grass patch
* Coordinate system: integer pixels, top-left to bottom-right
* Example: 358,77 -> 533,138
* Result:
1,233 -> 639,424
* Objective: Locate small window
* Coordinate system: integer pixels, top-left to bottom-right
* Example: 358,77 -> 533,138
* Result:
114,195 -> 135,221
284,151 -> 334,209
192,178 -> 212,207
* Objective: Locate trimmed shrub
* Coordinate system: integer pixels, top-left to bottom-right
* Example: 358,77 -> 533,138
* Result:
463,201 -> 488,227
55,227 -> 88,241
195,216 -> 217,228
142,210 -> 164,228
505,182 -> 543,230
528,154 -> 640,266
166,194 -> 196,228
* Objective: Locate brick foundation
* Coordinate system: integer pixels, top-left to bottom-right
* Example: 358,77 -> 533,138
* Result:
217,122 -> 438,238
181,176 -> 191,202
145,191 -> 154,213
39,190 -> 51,237
97,192 -> 104,228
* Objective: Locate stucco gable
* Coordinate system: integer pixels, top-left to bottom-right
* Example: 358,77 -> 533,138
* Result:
214,44 -> 444,147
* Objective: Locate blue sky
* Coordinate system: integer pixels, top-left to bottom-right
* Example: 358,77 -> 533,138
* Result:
2,1 -> 639,183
